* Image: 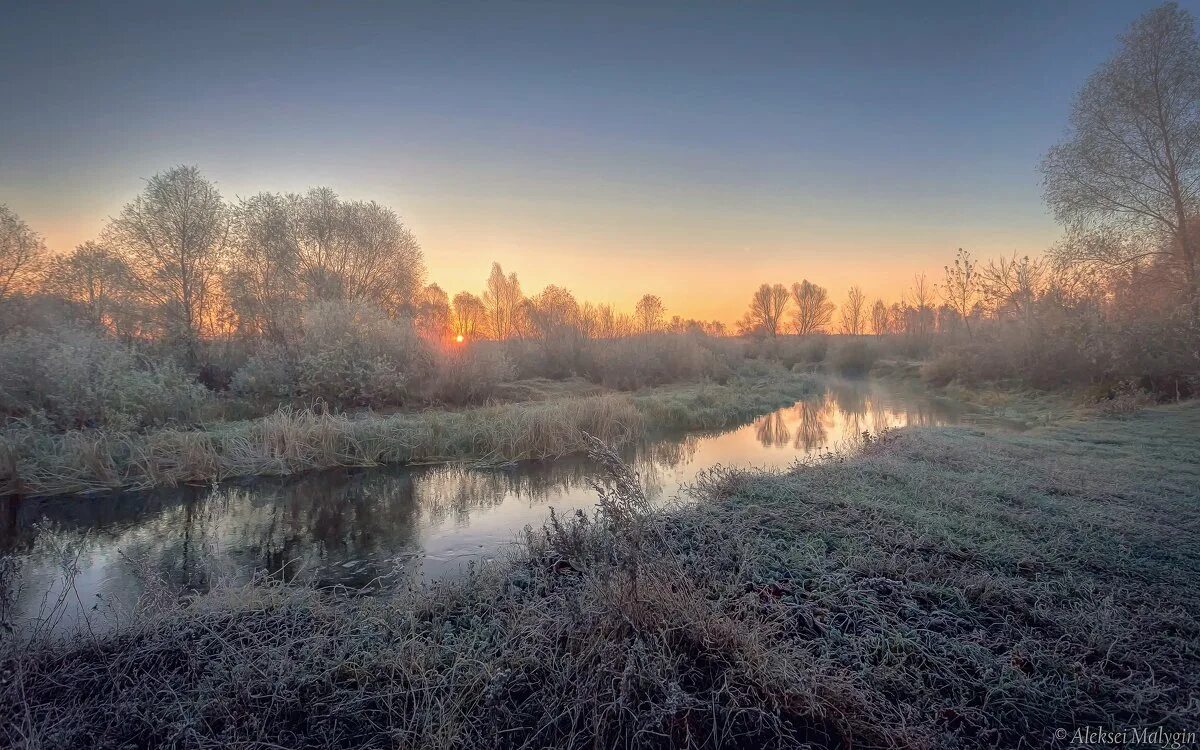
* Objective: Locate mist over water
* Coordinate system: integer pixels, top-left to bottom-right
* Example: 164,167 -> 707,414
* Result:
1,377 -> 965,636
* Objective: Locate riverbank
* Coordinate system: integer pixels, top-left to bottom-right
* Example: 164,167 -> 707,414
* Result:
4,403 -> 1196,748
869,356 -> 1107,427
0,369 -> 817,498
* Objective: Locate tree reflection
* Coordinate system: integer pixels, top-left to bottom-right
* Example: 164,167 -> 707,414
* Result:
754,412 -> 791,447
792,400 -> 829,451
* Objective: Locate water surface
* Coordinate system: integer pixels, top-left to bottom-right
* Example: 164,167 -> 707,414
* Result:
0,377 -> 967,635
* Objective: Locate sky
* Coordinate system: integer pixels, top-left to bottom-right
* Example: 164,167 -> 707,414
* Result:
0,0 -> 1190,323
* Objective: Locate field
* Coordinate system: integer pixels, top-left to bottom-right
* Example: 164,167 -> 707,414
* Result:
4,403 -> 1197,748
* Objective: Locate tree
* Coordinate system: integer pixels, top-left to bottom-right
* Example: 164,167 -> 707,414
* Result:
790,280 -> 835,335
634,293 -> 665,333
0,204 -> 47,301
225,192 -> 302,342
588,303 -> 629,338
415,283 -> 452,339
293,188 -> 425,315
44,242 -> 134,331
483,262 -> 524,340
980,253 -> 1048,332
941,248 -> 979,338
452,291 -> 486,339
105,165 -> 229,359
870,299 -> 890,336
740,283 -> 790,337
906,273 -> 936,341
1042,2 -> 1200,310
529,285 -> 580,338
840,286 -> 866,335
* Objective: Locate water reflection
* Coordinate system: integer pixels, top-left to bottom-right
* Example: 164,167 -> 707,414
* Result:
1,377 -> 962,635
747,378 -> 966,453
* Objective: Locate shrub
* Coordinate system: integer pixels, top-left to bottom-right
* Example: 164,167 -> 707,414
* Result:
589,334 -> 733,389
828,338 -> 877,375
1094,380 -> 1156,417
230,345 -> 298,402
920,342 -> 1019,386
745,335 -> 827,367
919,349 -> 965,386
232,301 -> 435,409
426,343 -> 516,404
0,327 -> 208,431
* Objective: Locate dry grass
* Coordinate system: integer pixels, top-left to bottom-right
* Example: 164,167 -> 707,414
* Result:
0,396 -> 642,497
0,371 -> 816,498
3,403 -> 1197,748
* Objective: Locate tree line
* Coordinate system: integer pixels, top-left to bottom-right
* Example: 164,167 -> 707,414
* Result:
0,167 -> 733,361
1,2 -> 1198,398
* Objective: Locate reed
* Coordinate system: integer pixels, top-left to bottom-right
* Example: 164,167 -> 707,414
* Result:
0,394 -> 643,497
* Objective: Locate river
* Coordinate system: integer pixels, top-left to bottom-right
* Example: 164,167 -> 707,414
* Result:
0,377 -> 971,636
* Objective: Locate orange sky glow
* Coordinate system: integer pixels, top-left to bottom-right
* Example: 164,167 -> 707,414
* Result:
20,173 -> 1060,328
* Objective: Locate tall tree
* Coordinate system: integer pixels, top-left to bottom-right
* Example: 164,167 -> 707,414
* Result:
225,192 -> 302,342
44,242 -> 134,331
941,248 -> 979,338
452,291 -> 486,339
105,165 -> 229,359
840,286 -> 866,335
415,283 -> 452,339
483,262 -> 524,340
790,280 -> 835,335
740,283 -> 790,337
980,254 -> 1048,334
293,188 -> 425,315
906,274 -> 936,341
0,204 -> 47,302
1042,2 -> 1200,310
634,293 -> 665,333
870,299 -> 890,336
529,285 -> 580,338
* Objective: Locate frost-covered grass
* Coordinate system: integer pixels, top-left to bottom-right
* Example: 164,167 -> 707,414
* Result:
0,371 -> 816,498
4,404 -> 1197,748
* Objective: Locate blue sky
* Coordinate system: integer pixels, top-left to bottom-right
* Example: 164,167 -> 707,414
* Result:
0,0 -> 1186,319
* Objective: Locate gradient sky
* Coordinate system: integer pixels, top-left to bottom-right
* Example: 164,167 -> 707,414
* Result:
1,0 -> 1189,322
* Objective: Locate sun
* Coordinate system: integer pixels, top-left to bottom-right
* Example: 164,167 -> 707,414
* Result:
455,334 -> 464,343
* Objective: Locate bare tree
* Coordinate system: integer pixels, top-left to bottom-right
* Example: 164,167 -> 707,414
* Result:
415,283 -> 452,340
634,293 -> 665,334
906,273 -> 936,341
0,204 -> 47,302
452,291 -> 486,339
941,248 -> 979,338
790,279 -> 835,335
588,303 -> 630,338
483,262 -> 524,340
105,165 -> 229,359
44,242 -> 134,331
1042,2 -> 1200,310
739,283 -> 790,336
870,299 -> 889,336
529,285 -> 580,338
980,253 -> 1048,332
840,286 -> 866,335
